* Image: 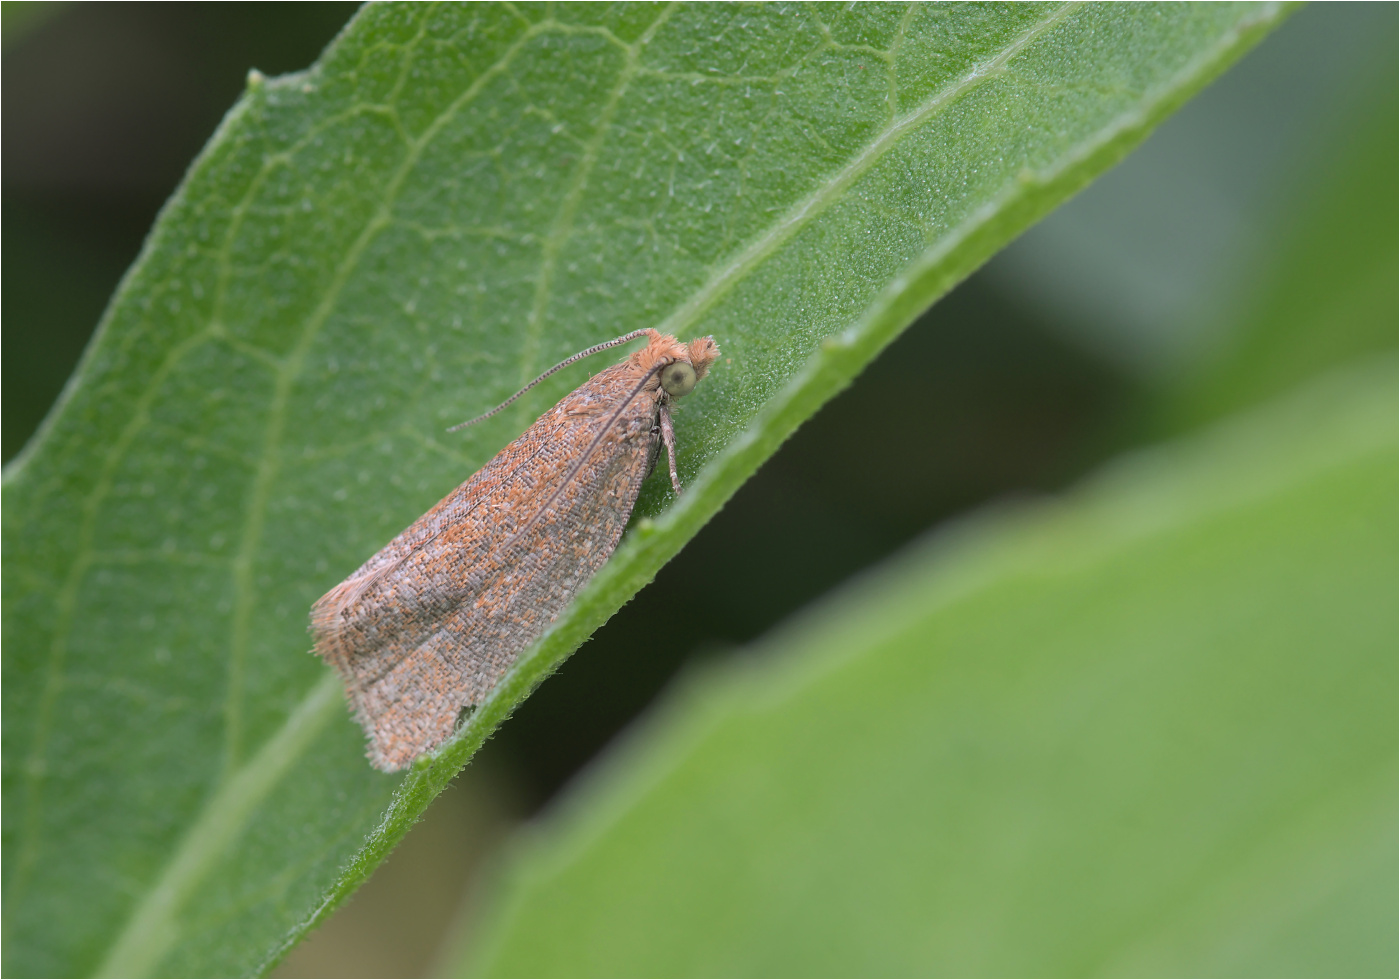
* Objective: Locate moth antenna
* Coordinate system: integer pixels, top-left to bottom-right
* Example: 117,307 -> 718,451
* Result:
504,359 -> 670,548
448,329 -> 653,431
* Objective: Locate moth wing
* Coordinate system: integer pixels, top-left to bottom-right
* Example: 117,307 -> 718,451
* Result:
357,415 -> 656,770
312,366 -> 658,770
310,430 -> 544,651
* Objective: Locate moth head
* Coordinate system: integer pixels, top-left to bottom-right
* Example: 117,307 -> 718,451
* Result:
660,358 -> 698,397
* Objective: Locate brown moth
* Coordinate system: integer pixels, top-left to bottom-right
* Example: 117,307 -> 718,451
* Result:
311,328 -> 720,770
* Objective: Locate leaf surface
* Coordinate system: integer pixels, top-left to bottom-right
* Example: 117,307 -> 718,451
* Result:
1,3 -> 1285,975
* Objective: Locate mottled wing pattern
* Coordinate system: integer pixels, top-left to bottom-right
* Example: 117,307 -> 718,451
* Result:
311,363 -> 659,770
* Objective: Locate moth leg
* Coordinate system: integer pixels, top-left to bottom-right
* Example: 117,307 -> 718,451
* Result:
646,420 -> 662,478
659,401 -> 682,495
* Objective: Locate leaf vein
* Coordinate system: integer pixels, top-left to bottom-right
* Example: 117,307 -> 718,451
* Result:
510,5 -> 679,398
653,1 -> 1080,340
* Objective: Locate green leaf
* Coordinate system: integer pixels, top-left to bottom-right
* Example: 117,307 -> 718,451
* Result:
1157,66 -> 1398,432
469,359 -> 1398,976
1,3 -> 1287,975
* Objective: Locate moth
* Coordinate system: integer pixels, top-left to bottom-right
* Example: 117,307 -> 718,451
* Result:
311,328 -> 720,770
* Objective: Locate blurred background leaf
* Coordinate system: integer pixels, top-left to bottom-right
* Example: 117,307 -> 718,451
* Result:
1154,72 -> 1398,433
2,3 -> 1298,977
469,358 -> 1396,977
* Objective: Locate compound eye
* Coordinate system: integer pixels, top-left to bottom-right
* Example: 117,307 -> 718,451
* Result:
660,360 -> 697,397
